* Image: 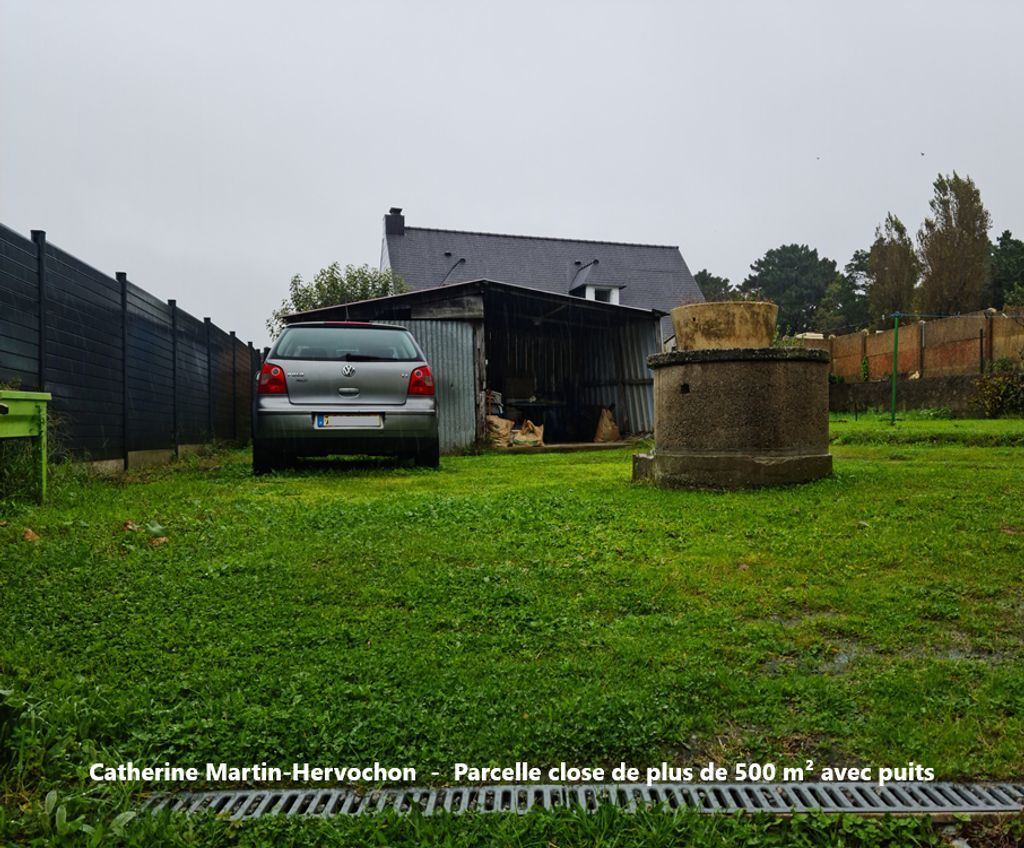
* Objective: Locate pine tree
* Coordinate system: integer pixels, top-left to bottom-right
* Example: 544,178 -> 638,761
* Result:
867,214 -> 919,327
916,173 -> 991,315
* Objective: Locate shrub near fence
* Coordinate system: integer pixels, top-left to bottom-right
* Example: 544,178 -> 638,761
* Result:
0,224 -> 259,469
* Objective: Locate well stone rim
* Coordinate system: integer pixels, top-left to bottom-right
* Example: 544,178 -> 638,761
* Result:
648,348 -> 831,369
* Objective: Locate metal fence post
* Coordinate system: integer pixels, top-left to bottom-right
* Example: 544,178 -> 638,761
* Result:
117,272 -> 129,470
918,320 -> 926,378
30,230 -> 47,392
985,309 -> 995,366
247,341 -> 255,444
230,330 -> 237,442
204,318 -> 213,441
890,313 -> 900,425
169,299 -> 179,458
859,329 -> 868,381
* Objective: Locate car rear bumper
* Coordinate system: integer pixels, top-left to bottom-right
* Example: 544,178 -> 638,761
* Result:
254,398 -> 437,456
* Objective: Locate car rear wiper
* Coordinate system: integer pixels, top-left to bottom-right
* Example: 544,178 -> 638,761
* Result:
341,353 -> 392,362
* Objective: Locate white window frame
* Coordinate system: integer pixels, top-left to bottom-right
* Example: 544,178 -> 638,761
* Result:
584,285 -> 620,305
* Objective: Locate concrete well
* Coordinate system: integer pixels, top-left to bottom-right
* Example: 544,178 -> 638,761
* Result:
632,348 -> 832,489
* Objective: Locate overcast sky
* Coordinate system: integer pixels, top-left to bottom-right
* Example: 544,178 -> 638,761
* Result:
3,0 -> 1022,347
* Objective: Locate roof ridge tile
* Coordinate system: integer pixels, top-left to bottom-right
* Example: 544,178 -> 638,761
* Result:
401,226 -> 680,250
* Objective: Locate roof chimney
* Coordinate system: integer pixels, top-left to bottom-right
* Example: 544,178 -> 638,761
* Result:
385,207 -> 405,235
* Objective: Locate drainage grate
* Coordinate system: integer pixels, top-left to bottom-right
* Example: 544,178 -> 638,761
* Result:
144,782 -> 1024,819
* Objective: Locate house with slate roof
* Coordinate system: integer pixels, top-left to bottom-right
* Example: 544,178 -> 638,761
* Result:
379,208 -> 703,338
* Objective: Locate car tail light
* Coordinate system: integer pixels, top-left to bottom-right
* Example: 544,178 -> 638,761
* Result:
258,362 -> 288,394
408,365 -> 435,396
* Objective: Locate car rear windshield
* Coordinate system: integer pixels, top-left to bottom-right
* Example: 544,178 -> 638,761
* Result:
272,326 -> 421,361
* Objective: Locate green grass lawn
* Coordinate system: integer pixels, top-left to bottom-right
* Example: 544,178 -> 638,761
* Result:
2,420 -> 1023,845
830,411 -> 1024,446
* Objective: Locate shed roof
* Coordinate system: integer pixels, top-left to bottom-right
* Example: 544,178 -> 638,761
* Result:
286,278 -> 666,329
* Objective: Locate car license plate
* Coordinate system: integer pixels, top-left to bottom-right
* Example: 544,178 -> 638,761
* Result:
314,414 -> 382,429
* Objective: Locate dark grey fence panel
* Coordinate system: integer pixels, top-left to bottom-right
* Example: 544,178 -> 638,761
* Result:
234,338 -> 252,442
175,309 -> 211,445
44,244 -> 124,460
0,223 -> 256,463
126,283 -> 175,452
0,225 -> 41,389
209,325 -> 234,441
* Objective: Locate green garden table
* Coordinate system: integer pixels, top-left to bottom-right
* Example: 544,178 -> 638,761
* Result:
0,390 -> 52,503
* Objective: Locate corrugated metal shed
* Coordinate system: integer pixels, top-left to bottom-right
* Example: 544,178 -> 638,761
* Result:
377,319 -> 476,452
286,279 -> 663,451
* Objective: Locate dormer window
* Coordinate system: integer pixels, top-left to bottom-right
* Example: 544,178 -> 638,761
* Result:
579,284 -> 621,305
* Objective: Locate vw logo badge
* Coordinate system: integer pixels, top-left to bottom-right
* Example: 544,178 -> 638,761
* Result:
342,365 -> 355,377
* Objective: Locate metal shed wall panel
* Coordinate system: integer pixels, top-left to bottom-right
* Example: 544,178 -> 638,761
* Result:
619,320 -> 659,434
377,319 -> 476,452
485,321 -> 576,399
579,321 -> 658,435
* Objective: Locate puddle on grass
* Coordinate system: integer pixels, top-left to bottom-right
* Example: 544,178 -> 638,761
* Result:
670,729 -> 853,774
896,633 -> 1018,663
761,634 -> 1017,677
757,612 -> 1021,676
768,610 -> 845,629
817,641 -> 875,674
757,639 -> 875,677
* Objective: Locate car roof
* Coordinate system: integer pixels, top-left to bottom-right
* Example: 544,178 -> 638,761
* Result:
282,321 -> 409,331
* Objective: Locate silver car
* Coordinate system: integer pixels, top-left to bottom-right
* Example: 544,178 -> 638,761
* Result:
252,321 -> 439,473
